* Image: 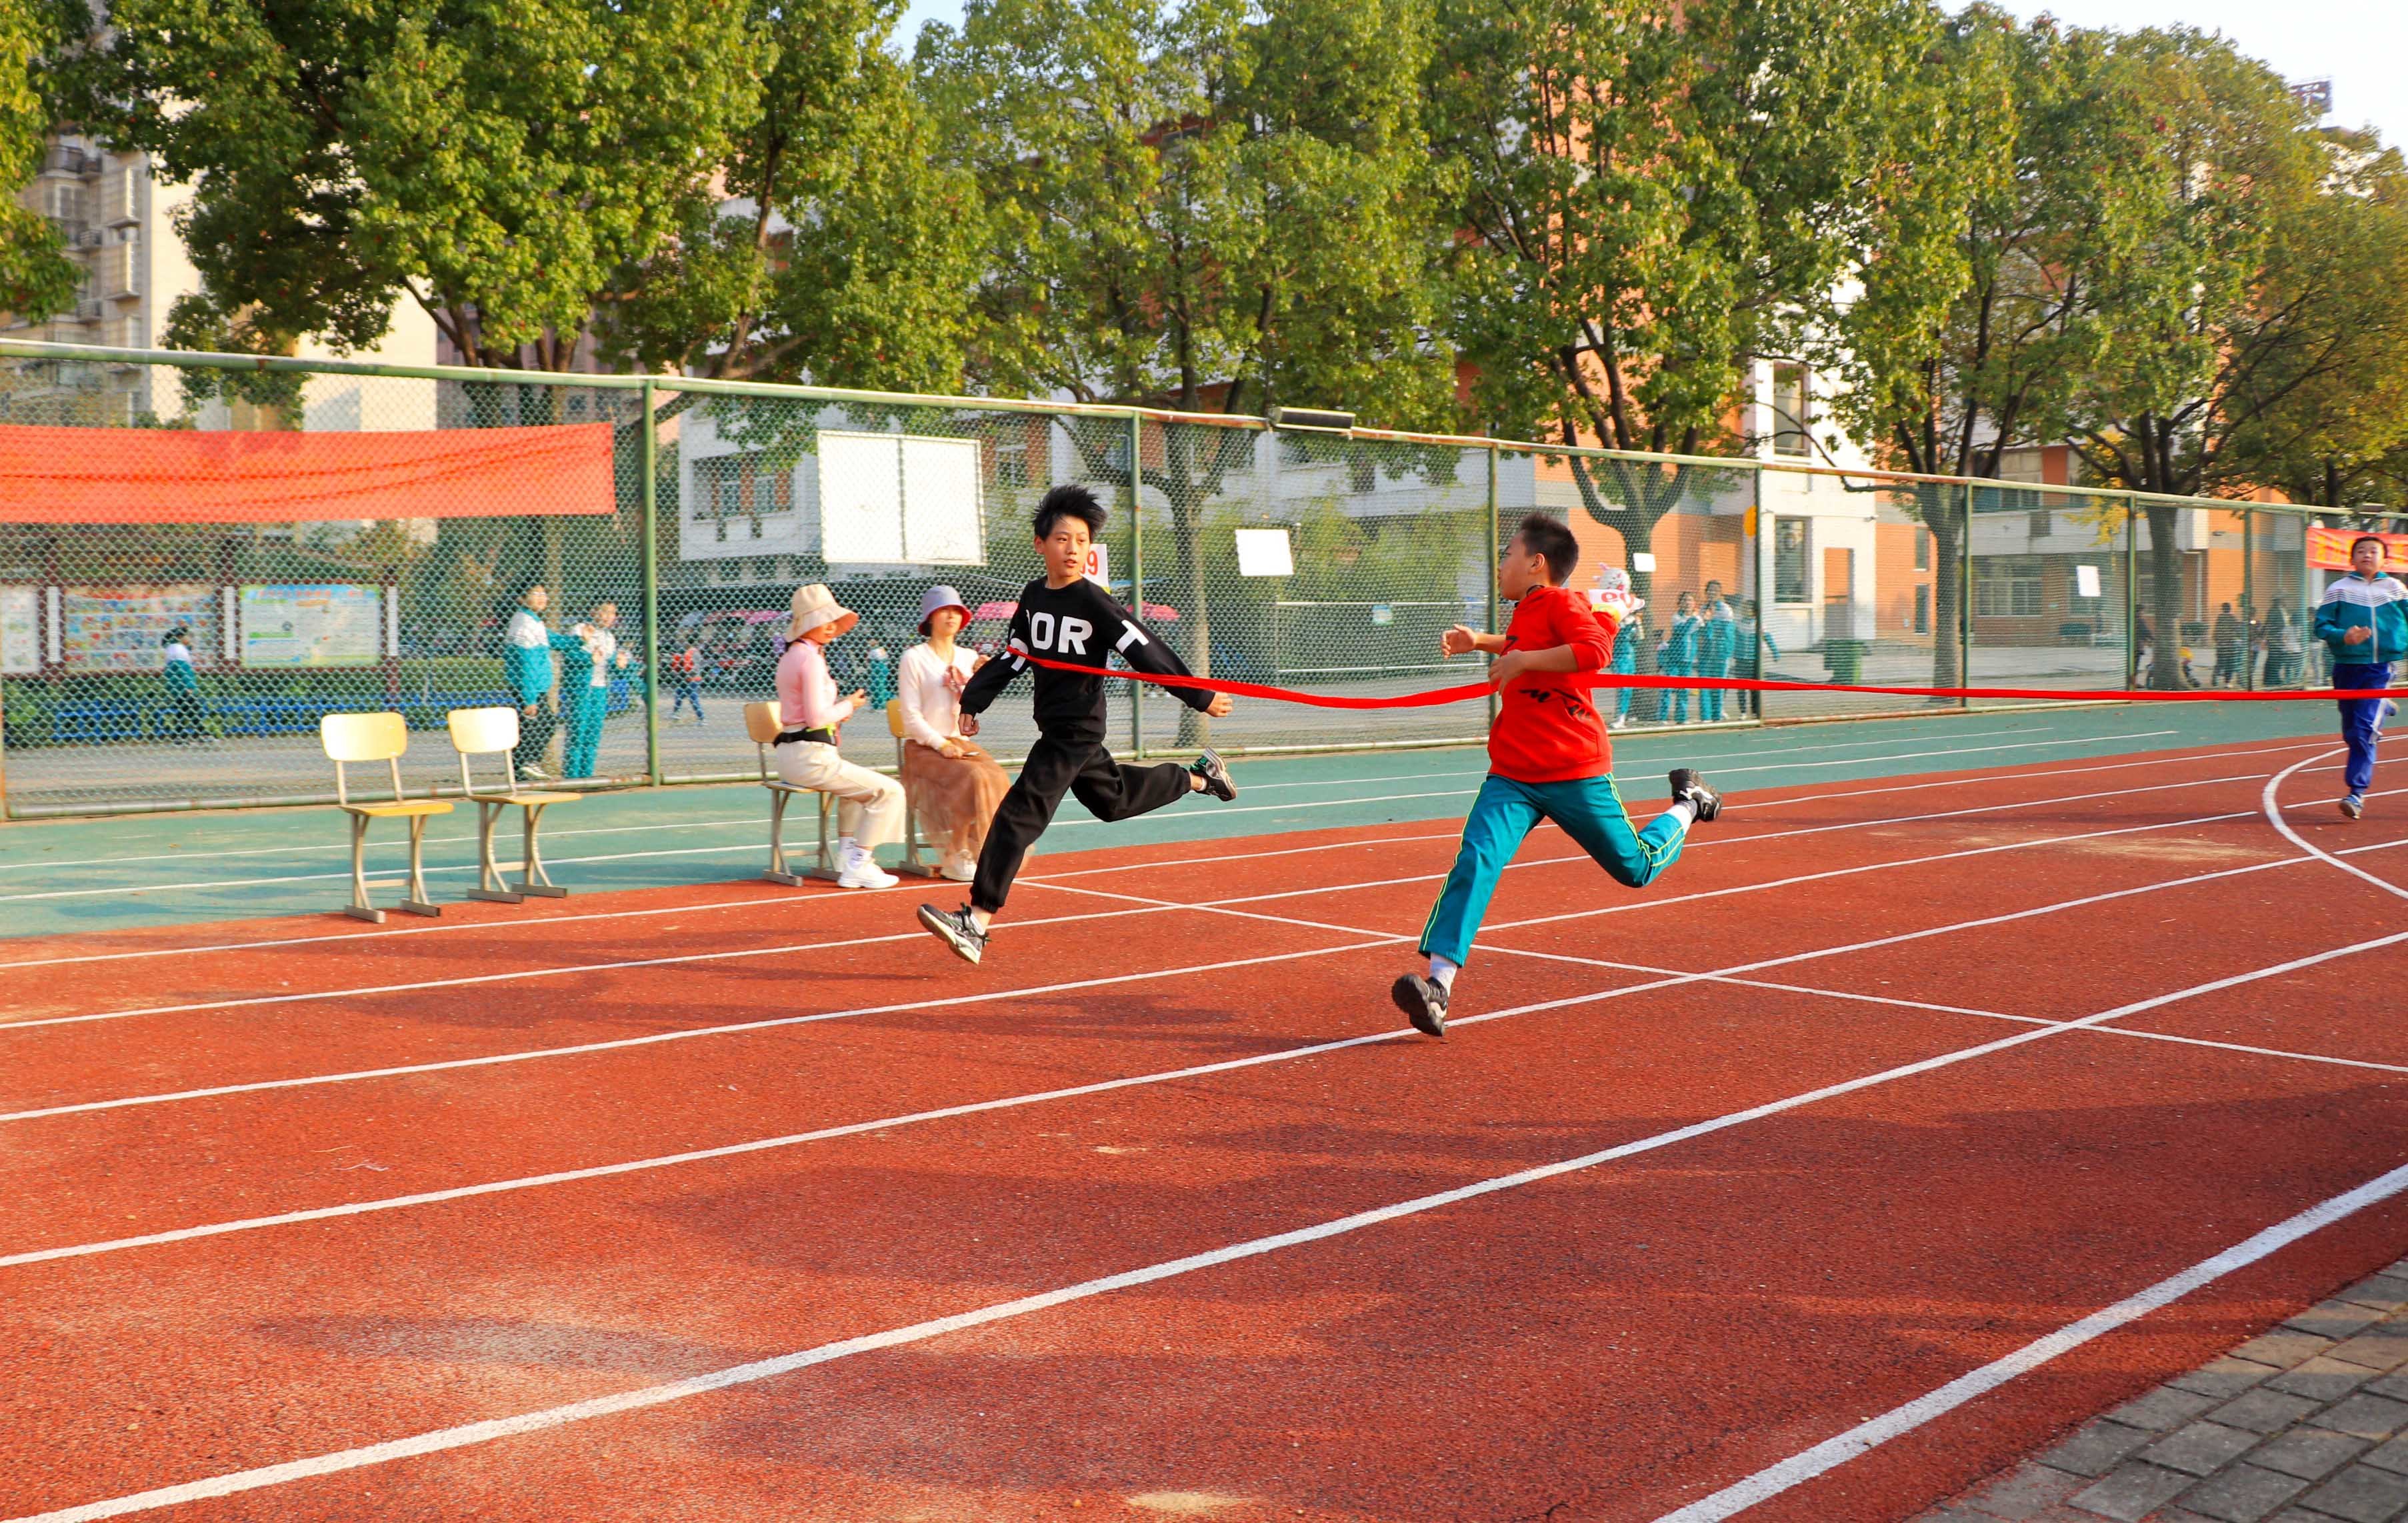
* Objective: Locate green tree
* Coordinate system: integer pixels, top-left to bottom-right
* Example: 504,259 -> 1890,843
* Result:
1817,11 -> 2155,687
1429,0 -> 1953,697
921,0 -> 1456,739
0,0 -> 80,320
597,0 -> 987,393
88,0 -> 761,377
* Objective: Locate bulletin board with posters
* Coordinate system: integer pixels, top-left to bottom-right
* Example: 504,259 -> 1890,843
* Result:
59,585 -> 219,673
239,584 -> 383,669
0,586 -> 37,675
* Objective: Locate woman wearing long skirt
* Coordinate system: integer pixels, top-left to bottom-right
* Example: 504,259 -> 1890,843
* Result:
896,585 -> 1012,882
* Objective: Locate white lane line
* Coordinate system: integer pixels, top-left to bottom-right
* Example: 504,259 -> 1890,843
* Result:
2263,749 -> 2408,904
0,764 -> 2302,1032
0,734 -> 2321,970
16,929 -> 2403,1523
0,722 -> 2245,906
1648,1154 -> 2408,1522
3,786 -> 2362,1122
33,834 -> 2408,1272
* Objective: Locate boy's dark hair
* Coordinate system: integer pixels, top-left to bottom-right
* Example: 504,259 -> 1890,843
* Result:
1034,484 -> 1109,540
2352,534 -> 2387,559
1512,513 -> 1580,583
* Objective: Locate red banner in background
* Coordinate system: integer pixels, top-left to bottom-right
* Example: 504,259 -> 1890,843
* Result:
0,422 -> 617,523
2307,528 -> 2408,572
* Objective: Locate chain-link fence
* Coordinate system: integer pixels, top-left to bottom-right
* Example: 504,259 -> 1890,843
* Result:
1,341 -> 2400,818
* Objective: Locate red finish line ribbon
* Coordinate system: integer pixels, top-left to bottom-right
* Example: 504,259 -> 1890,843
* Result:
1011,651 -> 2369,711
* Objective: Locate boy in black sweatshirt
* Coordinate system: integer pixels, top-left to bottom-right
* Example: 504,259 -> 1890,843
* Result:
917,485 -> 1237,964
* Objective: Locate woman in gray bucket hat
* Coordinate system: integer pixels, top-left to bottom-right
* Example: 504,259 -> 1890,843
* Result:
895,584 -> 1011,880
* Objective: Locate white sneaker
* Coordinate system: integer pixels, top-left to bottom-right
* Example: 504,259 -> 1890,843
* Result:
940,854 -> 977,883
837,847 -> 898,890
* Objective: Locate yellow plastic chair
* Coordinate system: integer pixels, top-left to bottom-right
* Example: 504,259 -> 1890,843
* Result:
320,711 -> 454,923
884,697 -> 940,879
447,706 -> 582,904
744,700 -> 838,886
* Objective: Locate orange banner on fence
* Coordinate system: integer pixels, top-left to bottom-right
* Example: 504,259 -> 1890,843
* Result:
0,422 -> 617,523
2307,527 -> 2408,572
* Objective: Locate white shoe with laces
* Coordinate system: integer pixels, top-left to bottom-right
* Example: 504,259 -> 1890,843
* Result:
837,845 -> 899,890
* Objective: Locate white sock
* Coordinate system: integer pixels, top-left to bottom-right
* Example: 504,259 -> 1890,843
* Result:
1428,955 -> 1459,991
968,907 -> 993,932
838,836 -> 861,863
1667,800 -> 1697,828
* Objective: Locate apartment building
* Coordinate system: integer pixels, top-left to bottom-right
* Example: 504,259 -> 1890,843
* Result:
4,132 -> 437,429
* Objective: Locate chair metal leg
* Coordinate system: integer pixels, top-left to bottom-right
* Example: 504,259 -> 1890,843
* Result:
893,794 -> 939,878
468,800 -> 524,904
515,802 -> 569,898
763,788 -> 806,886
342,811 -> 384,924
398,813 -> 441,917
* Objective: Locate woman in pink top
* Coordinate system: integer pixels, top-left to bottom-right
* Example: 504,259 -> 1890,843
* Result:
773,584 -> 905,889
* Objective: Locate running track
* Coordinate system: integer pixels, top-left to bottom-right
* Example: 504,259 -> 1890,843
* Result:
3,730 -> 2407,1522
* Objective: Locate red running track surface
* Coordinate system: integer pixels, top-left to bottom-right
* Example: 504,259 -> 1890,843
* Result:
3,734 -> 2407,1523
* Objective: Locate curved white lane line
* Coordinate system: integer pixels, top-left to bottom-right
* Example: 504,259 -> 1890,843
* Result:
2262,749 -> 2408,903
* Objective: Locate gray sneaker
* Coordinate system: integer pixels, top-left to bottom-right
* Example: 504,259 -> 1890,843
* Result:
1669,768 -> 1723,822
1190,747 -> 1237,802
917,902 -> 988,964
2343,794 -> 2365,821
1391,974 -> 1449,1039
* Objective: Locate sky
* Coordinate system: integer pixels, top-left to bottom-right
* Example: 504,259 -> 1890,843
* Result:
889,0 -> 2404,152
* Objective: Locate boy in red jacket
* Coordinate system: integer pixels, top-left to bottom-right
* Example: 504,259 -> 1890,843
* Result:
1393,513 -> 1722,1038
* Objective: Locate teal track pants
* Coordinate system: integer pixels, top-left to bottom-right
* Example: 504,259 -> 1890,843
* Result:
1418,772 -> 1689,968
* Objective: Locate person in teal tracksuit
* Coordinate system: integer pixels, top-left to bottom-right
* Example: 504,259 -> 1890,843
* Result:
503,585 -> 584,780
1697,579 -> 1737,722
1597,566 -> 1644,729
2311,535 -> 2408,820
159,626 -> 208,744
559,600 -> 635,780
1658,591 -> 1701,724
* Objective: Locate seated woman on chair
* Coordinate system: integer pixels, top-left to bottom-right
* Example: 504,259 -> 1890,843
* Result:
775,584 -> 906,889
897,585 -> 1012,882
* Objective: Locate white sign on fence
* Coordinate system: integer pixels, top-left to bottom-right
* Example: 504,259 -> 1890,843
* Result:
239,584 -> 383,668
1235,528 -> 1295,577
819,431 -> 985,565
0,586 -> 37,674
2075,563 -> 2103,599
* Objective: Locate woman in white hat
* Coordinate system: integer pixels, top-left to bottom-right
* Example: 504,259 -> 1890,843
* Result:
774,583 -> 905,889
895,584 -> 1011,882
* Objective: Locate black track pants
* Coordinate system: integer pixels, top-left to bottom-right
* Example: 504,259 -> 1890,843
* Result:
971,727 -> 1193,913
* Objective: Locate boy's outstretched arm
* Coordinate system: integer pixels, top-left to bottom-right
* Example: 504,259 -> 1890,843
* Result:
1442,624 -> 1507,657
1114,607 -> 1233,717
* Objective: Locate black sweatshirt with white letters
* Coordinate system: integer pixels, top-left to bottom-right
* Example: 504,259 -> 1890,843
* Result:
958,575 -> 1213,733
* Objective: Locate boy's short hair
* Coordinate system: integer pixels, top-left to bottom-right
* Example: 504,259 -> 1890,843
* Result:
1511,513 -> 1580,584
1034,484 -> 1109,540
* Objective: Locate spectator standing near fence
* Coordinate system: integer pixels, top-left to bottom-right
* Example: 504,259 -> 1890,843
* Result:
669,641 -> 705,724
1734,598 -> 1775,718
2313,535 -> 2407,820
1697,580 -> 1737,721
897,585 -> 1012,882
503,585 -> 581,781
159,627 -> 207,745
2213,602 -> 2243,688
1659,592 -> 1701,723
2262,600 -> 2297,686
775,584 -> 904,889
1598,567 -> 1642,731
561,601 -> 633,781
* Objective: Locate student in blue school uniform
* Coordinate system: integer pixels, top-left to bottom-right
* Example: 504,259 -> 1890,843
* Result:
1697,579 -> 1737,721
1657,591 -> 1702,724
2311,535 -> 2408,819
503,584 -> 585,781
559,600 -> 635,781
1597,567 -> 1644,731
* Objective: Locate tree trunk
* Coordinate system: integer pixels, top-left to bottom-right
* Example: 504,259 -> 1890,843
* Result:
1928,498 -> 1964,692
1162,425 -> 1213,748
2143,501 -> 2187,691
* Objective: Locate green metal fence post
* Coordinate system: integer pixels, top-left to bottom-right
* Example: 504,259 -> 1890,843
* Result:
1960,480 -> 1975,709
1752,467 -> 1766,723
641,377 -> 661,788
2124,494 -> 2139,689
1487,443 -> 1501,728
1129,409 -> 1145,759
2243,508 -> 2255,691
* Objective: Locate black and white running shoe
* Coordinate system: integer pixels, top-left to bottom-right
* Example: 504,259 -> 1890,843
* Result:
917,902 -> 989,965
1191,747 -> 1237,802
1669,768 -> 1723,823
1391,974 -> 1449,1039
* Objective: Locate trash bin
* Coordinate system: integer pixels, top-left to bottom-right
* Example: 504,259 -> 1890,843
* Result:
1825,639 -> 1867,686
